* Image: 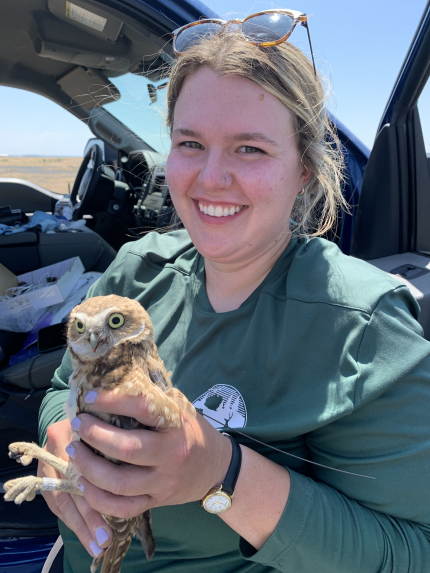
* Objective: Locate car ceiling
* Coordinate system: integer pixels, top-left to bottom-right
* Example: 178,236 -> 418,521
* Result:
0,0 -> 176,121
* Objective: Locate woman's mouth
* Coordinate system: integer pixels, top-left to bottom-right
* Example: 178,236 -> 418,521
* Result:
197,201 -> 244,217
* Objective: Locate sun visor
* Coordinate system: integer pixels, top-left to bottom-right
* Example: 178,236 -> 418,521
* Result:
34,34 -> 130,72
57,67 -> 120,110
48,0 -> 123,42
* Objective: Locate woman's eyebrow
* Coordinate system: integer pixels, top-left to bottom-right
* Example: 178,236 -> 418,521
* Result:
172,127 -> 200,138
172,128 -> 279,146
228,132 -> 279,146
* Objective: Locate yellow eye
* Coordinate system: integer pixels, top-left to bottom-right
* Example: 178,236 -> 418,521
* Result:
108,313 -> 125,329
74,319 -> 85,333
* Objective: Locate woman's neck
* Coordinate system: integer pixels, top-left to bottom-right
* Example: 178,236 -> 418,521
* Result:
204,235 -> 291,313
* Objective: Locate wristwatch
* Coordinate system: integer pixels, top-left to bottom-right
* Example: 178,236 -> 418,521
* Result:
200,433 -> 242,514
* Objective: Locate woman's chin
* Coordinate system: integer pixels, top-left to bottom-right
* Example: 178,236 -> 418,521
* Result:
191,234 -> 247,263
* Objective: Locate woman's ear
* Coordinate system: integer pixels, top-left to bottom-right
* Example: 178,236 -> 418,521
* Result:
300,163 -> 314,187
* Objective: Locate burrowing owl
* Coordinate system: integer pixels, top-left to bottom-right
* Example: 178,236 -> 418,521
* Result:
4,294 -> 195,573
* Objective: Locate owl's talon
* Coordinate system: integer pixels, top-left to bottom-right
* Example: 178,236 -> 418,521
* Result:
8,443 -> 36,466
4,476 -> 41,503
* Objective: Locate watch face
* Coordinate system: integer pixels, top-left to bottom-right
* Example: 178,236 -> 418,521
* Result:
203,493 -> 232,514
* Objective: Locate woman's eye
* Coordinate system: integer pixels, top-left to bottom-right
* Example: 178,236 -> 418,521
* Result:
238,145 -> 264,154
181,141 -> 204,149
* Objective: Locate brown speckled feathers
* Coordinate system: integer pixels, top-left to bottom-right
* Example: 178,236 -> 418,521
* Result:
66,295 -> 195,573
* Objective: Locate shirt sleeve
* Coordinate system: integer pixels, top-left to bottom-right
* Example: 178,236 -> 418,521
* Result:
240,285 -> 430,572
38,241 -> 133,447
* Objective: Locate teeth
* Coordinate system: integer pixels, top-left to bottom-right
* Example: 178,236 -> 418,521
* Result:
198,202 -> 244,217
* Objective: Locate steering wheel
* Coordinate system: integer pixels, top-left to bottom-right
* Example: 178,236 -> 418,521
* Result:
71,145 -> 104,221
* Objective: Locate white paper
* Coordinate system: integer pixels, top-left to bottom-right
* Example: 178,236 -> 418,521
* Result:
65,2 -> 106,32
7,296 -> 32,314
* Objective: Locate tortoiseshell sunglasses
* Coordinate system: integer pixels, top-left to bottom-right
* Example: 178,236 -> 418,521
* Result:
172,9 -> 316,76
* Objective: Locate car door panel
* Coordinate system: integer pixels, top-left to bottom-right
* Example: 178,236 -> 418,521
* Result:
368,252 -> 430,340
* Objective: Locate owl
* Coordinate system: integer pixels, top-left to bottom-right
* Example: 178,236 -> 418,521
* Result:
4,294 -> 195,573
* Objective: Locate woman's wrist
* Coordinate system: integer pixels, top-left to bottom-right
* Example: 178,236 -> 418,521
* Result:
210,432 -> 233,489
219,445 -> 290,549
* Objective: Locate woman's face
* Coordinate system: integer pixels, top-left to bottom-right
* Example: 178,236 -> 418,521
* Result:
166,67 -> 311,265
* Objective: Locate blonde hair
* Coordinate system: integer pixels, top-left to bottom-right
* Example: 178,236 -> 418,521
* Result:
165,32 -> 347,236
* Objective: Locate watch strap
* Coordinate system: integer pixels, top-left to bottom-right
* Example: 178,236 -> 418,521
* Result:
220,433 -> 242,497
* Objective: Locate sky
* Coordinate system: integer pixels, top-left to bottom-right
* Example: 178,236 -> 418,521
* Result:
0,0 -> 428,156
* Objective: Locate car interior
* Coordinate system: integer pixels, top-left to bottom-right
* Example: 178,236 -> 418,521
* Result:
0,0 -> 195,541
0,0 -> 429,553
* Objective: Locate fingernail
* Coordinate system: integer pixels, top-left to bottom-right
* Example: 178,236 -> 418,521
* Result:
90,541 -> 103,557
76,481 -> 84,492
65,444 -> 75,458
95,527 -> 109,546
84,391 -> 97,404
71,417 -> 81,431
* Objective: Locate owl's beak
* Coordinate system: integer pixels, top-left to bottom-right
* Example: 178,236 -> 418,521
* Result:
90,332 -> 101,352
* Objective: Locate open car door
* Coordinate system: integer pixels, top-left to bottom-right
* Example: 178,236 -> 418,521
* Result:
351,2 -> 430,339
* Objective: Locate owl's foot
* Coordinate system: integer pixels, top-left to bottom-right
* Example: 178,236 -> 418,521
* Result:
3,476 -> 43,503
8,441 -> 72,478
8,442 -> 39,466
4,475 -> 83,503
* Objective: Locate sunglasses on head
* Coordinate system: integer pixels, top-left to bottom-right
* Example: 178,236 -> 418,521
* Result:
172,9 -> 316,76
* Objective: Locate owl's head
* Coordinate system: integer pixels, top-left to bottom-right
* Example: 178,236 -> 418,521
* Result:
67,295 -> 153,360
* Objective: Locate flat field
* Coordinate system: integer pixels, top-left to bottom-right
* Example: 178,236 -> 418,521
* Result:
0,156 -> 82,195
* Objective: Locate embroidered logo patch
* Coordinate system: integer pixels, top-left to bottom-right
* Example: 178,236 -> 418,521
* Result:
193,384 -> 247,429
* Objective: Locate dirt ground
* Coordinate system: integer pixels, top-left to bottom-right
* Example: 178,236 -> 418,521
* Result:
0,156 -> 82,195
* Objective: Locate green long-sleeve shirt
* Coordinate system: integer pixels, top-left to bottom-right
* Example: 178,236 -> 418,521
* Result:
39,230 -> 430,573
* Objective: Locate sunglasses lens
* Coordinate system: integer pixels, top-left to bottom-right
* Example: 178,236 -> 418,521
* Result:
242,13 -> 295,44
175,22 -> 224,53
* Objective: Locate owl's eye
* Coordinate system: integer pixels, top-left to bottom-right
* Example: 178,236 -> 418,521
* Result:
74,319 -> 85,333
108,313 -> 125,329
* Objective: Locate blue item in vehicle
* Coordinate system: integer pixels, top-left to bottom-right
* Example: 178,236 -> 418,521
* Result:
0,536 -> 56,573
8,343 -> 40,367
0,211 -> 58,235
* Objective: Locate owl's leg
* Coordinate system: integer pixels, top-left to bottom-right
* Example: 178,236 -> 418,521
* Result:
8,442 -> 74,478
4,476 -> 83,504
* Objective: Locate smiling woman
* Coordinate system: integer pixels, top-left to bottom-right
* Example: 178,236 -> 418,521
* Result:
38,19 -> 430,573
166,33 -> 346,240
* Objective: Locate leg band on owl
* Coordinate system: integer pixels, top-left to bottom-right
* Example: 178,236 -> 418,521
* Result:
41,477 -> 58,492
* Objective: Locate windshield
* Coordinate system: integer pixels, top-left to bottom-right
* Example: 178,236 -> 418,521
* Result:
103,73 -> 171,156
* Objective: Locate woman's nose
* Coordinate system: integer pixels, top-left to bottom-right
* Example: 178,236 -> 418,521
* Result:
197,151 -> 228,192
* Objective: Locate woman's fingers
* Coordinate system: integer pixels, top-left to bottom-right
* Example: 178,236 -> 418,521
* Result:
70,439 -> 155,496
40,419 -> 113,557
75,475 -> 152,518
81,389 -> 161,427
73,494 -> 113,549
37,460 -> 110,558
72,413 -> 177,465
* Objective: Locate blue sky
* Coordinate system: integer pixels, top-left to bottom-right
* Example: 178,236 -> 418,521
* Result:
0,0 -> 428,156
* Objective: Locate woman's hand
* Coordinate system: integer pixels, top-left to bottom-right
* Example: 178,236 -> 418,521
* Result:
67,389 -> 232,519
37,418 -> 113,558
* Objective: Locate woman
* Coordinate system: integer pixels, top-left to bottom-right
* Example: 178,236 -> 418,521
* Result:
38,12 -> 430,573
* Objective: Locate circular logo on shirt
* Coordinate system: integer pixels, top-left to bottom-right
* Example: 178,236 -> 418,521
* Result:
193,384 -> 247,429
